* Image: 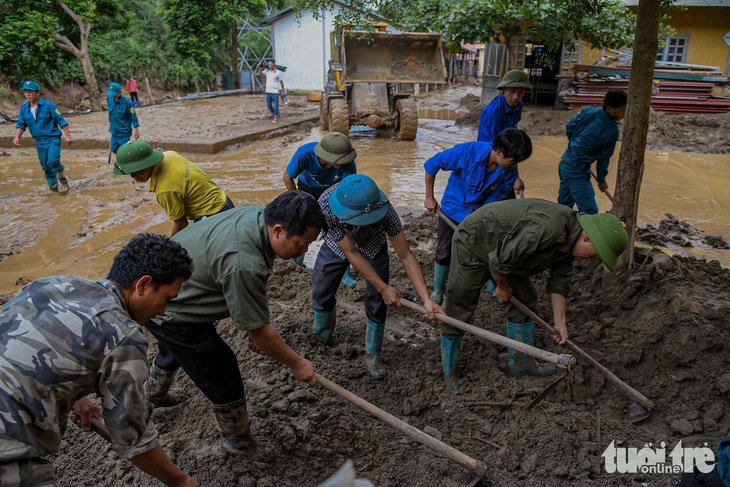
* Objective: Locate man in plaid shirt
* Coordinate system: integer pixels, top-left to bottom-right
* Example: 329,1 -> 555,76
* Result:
311,174 -> 443,379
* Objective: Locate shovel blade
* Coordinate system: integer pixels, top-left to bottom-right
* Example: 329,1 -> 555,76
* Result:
626,402 -> 650,424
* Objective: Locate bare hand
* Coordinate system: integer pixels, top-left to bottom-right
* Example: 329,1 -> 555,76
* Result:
424,196 -> 437,213
494,285 -> 513,303
598,182 -> 608,193
291,358 -> 316,384
552,322 -> 569,346
381,286 -> 402,306
513,177 -> 525,192
65,136 -> 72,146
70,397 -> 100,432
423,299 -> 444,322
134,128 -> 140,140
248,336 -> 266,355
13,137 -> 21,147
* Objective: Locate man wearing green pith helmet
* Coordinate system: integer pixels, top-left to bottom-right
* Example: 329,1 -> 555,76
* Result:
439,198 -> 629,389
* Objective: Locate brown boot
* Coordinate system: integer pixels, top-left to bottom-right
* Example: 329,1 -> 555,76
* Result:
144,364 -> 181,407
212,398 -> 259,458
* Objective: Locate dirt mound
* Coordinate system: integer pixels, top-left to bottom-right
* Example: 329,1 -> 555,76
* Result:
638,214 -> 730,249
50,211 -> 730,486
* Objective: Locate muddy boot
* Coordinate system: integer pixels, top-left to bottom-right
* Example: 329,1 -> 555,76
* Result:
48,183 -> 59,193
341,265 -> 356,288
364,320 -> 387,379
506,321 -> 556,377
440,334 -> 461,390
144,363 -> 181,407
211,398 -> 259,458
314,308 -> 336,345
430,263 -> 449,305
57,170 -> 69,195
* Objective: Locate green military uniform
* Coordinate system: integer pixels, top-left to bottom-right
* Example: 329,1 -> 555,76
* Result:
444,198 -> 583,337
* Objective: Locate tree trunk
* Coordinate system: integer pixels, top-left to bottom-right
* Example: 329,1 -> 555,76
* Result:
53,2 -> 102,111
612,0 -> 662,269
231,21 -> 240,89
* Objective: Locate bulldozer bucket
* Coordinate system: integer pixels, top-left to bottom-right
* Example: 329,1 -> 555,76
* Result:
342,31 -> 447,84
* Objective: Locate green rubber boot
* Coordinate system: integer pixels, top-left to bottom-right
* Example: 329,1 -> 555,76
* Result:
314,309 -> 336,345
440,334 -> 461,390
506,321 -> 556,377
364,320 -> 387,379
430,263 -> 449,305
211,398 -> 259,458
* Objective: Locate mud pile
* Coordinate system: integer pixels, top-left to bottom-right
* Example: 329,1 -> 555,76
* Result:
51,212 -> 730,486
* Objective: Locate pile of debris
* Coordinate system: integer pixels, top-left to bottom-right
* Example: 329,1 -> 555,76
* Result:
560,63 -> 730,114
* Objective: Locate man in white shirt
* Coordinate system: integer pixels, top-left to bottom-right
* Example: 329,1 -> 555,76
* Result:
258,59 -> 285,124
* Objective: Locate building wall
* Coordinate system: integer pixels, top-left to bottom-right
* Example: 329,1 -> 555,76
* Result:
664,7 -> 730,69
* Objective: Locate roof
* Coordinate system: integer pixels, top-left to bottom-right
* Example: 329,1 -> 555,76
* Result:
261,0 -> 387,25
623,0 -> 730,5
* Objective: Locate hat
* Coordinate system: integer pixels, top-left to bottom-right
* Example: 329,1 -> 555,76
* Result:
578,213 -> 629,272
21,80 -> 40,92
314,132 -> 357,165
497,70 -> 533,90
107,82 -> 122,97
329,174 -> 390,226
113,141 -> 164,175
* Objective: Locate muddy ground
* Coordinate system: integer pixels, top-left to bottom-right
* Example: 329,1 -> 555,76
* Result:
1,85 -> 729,486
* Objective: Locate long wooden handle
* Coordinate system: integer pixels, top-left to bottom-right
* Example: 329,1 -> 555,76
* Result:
400,298 -> 574,369
315,373 -> 488,477
589,169 -> 614,202
90,418 -> 112,442
507,296 -> 653,410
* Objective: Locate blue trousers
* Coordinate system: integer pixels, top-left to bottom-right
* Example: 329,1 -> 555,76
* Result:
266,93 -> 280,119
110,133 -> 131,153
312,243 -> 389,325
558,162 -> 599,215
34,138 -> 64,187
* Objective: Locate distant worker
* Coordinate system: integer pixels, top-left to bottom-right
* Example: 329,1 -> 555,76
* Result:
0,233 -> 199,487
143,191 -> 327,457
113,140 -> 234,236
477,69 -> 533,198
258,59 -> 285,124
439,199 -> 629,389
423,129 -> 533,304
312,174 -> 444,379
558,89 -> 627,215
107,82 -> 140,153
13,80 -> 72,194
126,75 -> 140,107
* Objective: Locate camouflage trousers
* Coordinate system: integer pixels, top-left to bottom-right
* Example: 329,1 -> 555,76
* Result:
0,458 -> 57,487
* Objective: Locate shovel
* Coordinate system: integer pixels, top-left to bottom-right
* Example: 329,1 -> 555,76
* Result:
589,169 -> 614,203
316,373 -> 490,486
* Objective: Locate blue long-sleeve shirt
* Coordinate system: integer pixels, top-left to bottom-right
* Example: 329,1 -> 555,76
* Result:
15,99 -> 68,141
477,93 -> 522,143
560,106 -> 619,183
424,141 -> 517,223
286,142 -> 356,191
108,95 -> 139,137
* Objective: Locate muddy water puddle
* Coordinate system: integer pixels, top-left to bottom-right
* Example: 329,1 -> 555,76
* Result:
1,120 -> 728,296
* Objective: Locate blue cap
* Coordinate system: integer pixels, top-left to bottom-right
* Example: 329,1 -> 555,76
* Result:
329,174 -> 390,226
21,80 -> 40,92
107,82 -> 122,97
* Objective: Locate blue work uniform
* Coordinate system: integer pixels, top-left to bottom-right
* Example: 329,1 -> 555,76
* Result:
15,99 -> 68,187
108,95 -> 140,153
558,106 -> 619,215
477,93 -> 522,143
286,142 -> 357,199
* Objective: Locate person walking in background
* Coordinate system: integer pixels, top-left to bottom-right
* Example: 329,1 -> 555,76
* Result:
258,59 -> 285,124
126,75 -> 140,107
558,89 -> 627,215
477,69 -> 533,199
113,140 -> 234,236
0,233 -> 199,487
13,80 -> 72,195
107,82 -> 140,154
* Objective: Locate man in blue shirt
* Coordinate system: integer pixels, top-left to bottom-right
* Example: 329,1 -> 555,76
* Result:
478,70 -> 532,198
107,82 -> 140,154
13,80 -> 72,194
423,128 -> 533,304
558,89 -> 627,214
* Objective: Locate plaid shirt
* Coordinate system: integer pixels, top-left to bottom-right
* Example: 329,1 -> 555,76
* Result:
319,184 -> 403,260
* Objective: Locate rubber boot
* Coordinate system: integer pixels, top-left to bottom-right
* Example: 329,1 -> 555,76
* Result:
506,321 -> 556,377
341,265 -> 356,288
440,335 -> 461,390
144,363 -> 181,407
364,320 -> 386,379
314,309 -> 336,345
211,398 -> 259,458
57,170 -> 69,195
291,255 -> 305,266
430,263 -> 450,305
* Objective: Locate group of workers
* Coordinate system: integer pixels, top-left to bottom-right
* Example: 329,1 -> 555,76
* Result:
3,71 -> 631,486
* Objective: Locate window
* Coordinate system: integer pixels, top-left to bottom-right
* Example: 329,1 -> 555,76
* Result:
657,36 -> 689,63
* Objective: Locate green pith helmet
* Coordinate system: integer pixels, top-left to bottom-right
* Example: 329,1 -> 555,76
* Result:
113,140 -> 164,175
314,132 -> 357,165
497,70 -> 533,91
578,213 -> 629,272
